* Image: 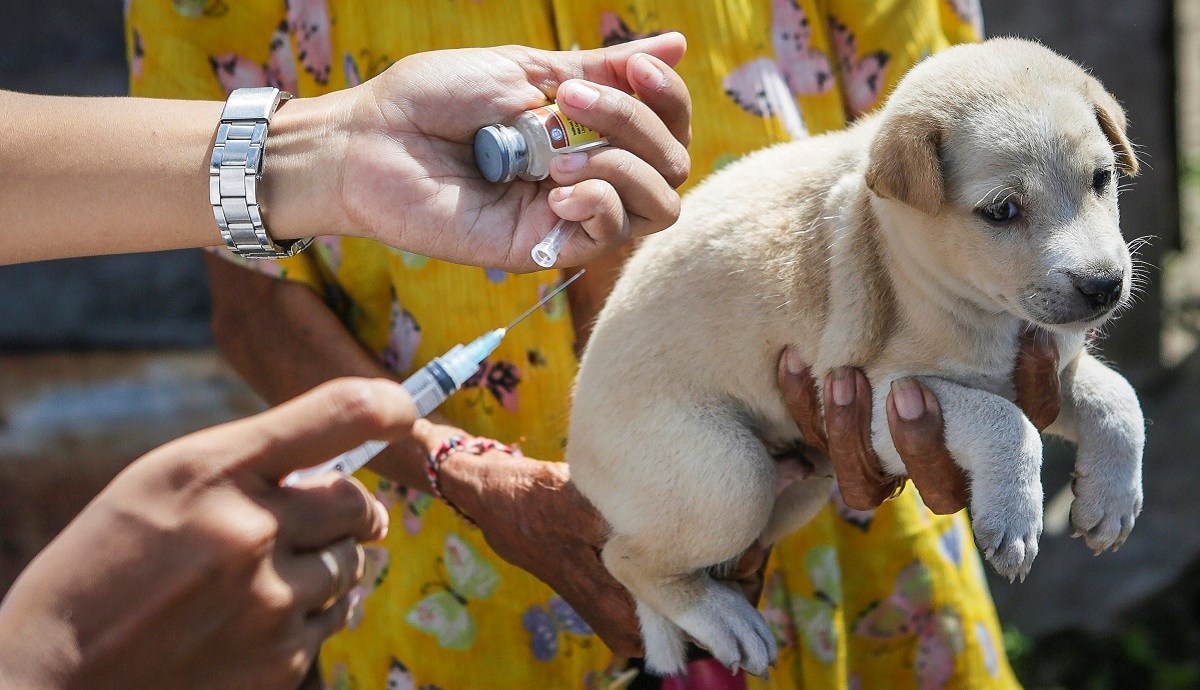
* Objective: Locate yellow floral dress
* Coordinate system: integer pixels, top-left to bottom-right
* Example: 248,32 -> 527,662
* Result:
127,1 -> 1018,688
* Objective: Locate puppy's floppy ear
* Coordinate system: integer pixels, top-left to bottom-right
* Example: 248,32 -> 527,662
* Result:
864,111 -> 943,215
1087,80 -> 1139,176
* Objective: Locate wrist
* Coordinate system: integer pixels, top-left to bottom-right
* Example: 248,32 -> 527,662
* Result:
437,451 -> 488,521
257,92 -> 352,241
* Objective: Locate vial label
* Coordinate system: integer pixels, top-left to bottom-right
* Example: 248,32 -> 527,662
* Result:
529,104 -> 604,151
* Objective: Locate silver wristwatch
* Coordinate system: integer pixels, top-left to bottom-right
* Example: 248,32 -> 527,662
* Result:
209,87 -> 313,259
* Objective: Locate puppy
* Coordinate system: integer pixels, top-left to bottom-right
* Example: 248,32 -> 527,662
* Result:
567,38 -> 1146,676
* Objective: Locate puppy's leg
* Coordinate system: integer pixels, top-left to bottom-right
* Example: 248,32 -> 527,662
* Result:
759,475 -> 834,546
1045,351 -> 1144,552
604,536 -> 777,676
584,411 -> 779,676
880,377 -> 1044,581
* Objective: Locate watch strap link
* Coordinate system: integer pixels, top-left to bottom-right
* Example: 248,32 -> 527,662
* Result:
210,87 -> 312,259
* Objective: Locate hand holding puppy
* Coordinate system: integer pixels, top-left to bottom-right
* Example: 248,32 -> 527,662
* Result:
731,329 -> 1061,608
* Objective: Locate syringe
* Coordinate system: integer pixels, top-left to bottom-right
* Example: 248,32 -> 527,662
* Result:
282,270 -> 584,486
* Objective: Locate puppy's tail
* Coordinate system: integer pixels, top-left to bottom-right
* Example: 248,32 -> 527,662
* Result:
637,600 -> 687,676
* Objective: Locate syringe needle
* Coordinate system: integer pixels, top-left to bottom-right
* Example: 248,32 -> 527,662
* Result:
502,270 -> 586,332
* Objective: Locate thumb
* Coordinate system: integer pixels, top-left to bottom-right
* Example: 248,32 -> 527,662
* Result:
530,32 -> 687,94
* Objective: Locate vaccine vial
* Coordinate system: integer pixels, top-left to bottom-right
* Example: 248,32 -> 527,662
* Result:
474,103 -> 610,183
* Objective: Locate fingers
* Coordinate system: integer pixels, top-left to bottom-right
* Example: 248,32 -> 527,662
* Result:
776,348 -> 827,454
1015,327 -> 1061,431
626,53 -> 692,149
277,473 -> 388,549
283,538 -> 365,615
728,543 -> 771,607
548,150 -> 679,241
823,367 -> 899,511
555,79 -> 690,188
227,377 -> 418,481
530,32 -> 688,93
886,378 -> 969,515
304,590 -> 355,646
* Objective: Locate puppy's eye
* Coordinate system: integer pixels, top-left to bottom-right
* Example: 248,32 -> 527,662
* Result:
1092,167 -> 1113,194
976,199 -> 1020,224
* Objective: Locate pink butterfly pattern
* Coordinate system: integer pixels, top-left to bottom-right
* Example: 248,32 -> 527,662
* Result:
382,295 -> 422,374
209,22 -> 297,95
854,561 -> 965,690
723,0 -> 833,139
376,477 -> 434,536
827,16 -> 889,119
286,0 -> 333,85
947,0 -> 985,38
130,29 -> 144,80
599,9 -> 663,47
463,359 -> 521,413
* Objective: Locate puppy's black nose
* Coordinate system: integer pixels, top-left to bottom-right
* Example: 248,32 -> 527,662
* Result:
1071,272 -> 1124,310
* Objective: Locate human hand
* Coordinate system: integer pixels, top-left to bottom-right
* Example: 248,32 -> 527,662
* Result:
0,378 -> 412,690
265,35 -> 691,271
414,423 -> 644,657
775,328 -> 1061,514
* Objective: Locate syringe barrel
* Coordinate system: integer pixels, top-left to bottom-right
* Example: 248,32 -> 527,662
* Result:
401,358 -> 458,418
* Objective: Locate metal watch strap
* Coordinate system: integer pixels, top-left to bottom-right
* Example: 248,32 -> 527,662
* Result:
210,87 -> 313,259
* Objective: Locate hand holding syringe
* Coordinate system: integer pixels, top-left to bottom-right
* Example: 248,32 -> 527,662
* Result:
283,270 -> 584,486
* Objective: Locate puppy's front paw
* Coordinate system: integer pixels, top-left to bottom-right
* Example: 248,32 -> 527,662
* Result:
972,484 -> 1042,583
1069,463 -> 1142,553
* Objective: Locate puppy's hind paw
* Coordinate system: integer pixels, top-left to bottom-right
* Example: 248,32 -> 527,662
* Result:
675,581 -> 777,676
637,601 -> 687,677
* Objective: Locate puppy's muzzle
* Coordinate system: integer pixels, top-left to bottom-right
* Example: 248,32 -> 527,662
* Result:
1068,270 -> 1124,312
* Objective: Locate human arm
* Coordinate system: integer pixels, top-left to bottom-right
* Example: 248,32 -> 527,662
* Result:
0,378 -> 409,690
0,34 -> 688,269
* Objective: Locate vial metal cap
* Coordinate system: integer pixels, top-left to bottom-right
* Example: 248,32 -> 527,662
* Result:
474,124 -> 528,183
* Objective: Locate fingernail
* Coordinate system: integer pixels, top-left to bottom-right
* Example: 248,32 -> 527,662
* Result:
559,81 -> 600,109
783,348 -> 805,376
550,185 -> 575,202
554,152 -> 587,173
831,367 -> 855,406
891,378 -> 926,421
631,54 -> 666,88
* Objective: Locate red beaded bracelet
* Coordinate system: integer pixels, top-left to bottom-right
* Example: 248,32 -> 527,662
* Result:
426,435 -> 516,526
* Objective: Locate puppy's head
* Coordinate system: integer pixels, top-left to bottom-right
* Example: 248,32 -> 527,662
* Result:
864,38 -> 1139,331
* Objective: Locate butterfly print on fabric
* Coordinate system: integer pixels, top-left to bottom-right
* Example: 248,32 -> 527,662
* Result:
827,15 -> 889,119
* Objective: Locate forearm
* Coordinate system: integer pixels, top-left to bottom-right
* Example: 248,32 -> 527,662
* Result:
0,91 -> 344,265
207,255 -> 437,491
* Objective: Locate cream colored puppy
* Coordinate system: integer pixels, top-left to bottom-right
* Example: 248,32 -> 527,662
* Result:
567,38 -> 1145,676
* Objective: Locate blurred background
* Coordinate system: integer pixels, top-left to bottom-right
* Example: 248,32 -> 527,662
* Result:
0,1 -> 1196,687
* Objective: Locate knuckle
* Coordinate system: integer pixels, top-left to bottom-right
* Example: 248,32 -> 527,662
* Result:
208,503 -> 279,555
610,92 -> 640,130
325,378 -> 391,432
665,147 -> 691,188
662,191 -> 682,225
255,577 -> 299,619
329,478 -> 375,528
